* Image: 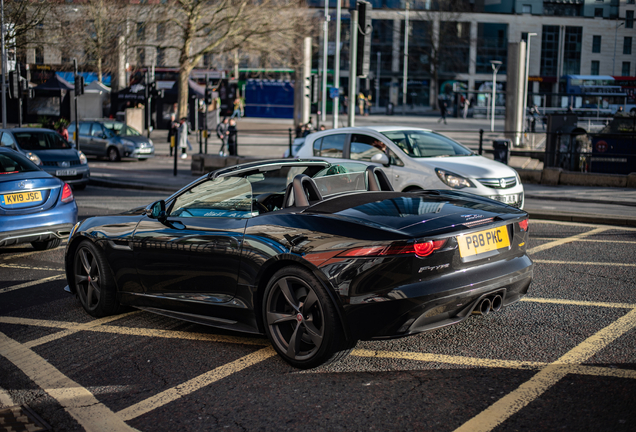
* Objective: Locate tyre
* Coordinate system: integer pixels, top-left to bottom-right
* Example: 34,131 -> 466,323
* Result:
263,266 -> 355,369
31,238 -> 62,250
107,147 -> 120,162
73,240 -> 120,317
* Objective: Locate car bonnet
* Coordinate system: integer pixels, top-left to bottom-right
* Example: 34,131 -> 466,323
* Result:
412,155 -> 518,179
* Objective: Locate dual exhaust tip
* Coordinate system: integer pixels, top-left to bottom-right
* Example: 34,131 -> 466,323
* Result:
473,294 -> 503,315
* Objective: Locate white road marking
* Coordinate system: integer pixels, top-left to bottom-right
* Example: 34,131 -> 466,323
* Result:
0,386 -> 15,408
533,259 -> 636,267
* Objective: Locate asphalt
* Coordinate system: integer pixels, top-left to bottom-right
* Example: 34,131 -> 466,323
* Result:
85,116 -> 636,227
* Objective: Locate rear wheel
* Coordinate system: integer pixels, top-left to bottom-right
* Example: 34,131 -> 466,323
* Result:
31,238 -> 62,250
107,147 -> 120,162
73,240 -> 120,317
263,266 -> 355,369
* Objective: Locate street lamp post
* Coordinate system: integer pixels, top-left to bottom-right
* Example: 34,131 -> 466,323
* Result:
490,60 -> 502,132
321,2 -> 329,124
522,33 -> 537,138
376,51 -> 380,109
1,0 -> 6,128
332,0 -> 341,129
613,22 -> 624,76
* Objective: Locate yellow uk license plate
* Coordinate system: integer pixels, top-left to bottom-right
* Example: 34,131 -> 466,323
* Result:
2,191 -> 43,205
457,226 -> 510,258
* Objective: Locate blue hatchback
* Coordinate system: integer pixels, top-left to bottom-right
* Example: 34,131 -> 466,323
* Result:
0,128 -> 90,189
0,147 -> 78,250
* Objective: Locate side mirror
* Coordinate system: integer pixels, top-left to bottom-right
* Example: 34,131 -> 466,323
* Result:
371,152 -> 390,167
145,200 -> 166,221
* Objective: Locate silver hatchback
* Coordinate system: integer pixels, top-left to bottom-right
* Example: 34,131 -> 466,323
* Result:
68,120 -> 155,162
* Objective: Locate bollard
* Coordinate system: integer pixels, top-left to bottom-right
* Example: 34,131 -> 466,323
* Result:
173,132 -> 178,176
204,129 -> 208,154
288,128 -> 293,158
199,130 -> 202,154
478,129 -> 484,155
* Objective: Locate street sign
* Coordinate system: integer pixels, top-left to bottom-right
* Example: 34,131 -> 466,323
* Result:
329,87 -> 339,99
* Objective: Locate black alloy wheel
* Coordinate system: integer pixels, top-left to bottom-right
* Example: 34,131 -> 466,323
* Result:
73,240 -> 120,317
263,266 -> 354,369
107,147 -> 120,162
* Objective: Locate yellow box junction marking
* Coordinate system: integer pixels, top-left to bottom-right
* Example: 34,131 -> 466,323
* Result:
453,308 -> 636,432
0,331 -> 137,432
0,274 -> 66,294
527,226 -> 609,255
117,347 -> 277,421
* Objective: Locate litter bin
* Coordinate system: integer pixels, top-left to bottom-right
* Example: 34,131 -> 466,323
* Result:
493,139 -> 510,165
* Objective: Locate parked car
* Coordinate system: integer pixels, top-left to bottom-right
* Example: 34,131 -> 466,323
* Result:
0,128 -> 90,190
68,120 -> 155,162
64,159 -> 533,369
0,147 -> 78,250
295,126 -> 525,208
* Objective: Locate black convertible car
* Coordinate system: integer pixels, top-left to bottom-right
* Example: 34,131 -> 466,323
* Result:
64,159 -> 533,368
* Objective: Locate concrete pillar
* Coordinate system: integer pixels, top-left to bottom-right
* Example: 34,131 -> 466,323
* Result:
430,18 -> 440,107
468,21 -> 477,92
505,41 -> 526,146
390,17 -> 400,106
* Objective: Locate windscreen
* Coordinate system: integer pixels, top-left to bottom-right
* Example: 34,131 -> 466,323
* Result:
14,131 -> 71,150
381,130 -> 473,158
103,122 -> 141,136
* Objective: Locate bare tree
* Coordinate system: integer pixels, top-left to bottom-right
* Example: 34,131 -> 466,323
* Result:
146,0 -> 309,119
3,0 -> 56,64
54,0 -> 129,82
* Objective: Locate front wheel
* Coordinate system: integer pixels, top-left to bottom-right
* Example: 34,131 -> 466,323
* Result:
107,147 -> 120,162
263,266 -> 355,369
73,240 -> 120,317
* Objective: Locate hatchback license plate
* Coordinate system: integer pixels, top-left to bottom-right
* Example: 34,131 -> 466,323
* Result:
2,191 -> 43,205
457,226 -> 510,258
492,194 -> 519,204
56,169 -> 77,176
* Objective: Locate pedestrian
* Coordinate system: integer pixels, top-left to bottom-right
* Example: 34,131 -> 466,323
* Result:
365,93 -> 371,116
227,118 -> 238,156
358,92 -> 366,115
615,106 -> 625,116
167,104 -> 178,156
216,117 -> 229,156
528,104 -> 539,132
343,95 -> 348,115
178,117 -> 192,159
230,96 -> 243,119
438,97 -> 448,124
319,125 -> 326,131
57,121 -> 69,141
462,95 -> 470,119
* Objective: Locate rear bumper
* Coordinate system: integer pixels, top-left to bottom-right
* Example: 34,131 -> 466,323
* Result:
342,255 -> 533,341
0,222 -> 75,247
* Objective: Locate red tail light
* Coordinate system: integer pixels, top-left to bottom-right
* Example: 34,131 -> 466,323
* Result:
61,183 -> 74,203
519,218 -> 529,232
338,239 -> 447,258
414,239 -> 447,257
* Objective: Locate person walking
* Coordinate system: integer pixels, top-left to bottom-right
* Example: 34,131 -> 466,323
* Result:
230,96 -> 243,119
358,92 -> 366,115
178,117 -> 192,159
462,95 -> 470,119
438,97 -> 448,124
216,117 -> 229,156
227,118 -> 238,156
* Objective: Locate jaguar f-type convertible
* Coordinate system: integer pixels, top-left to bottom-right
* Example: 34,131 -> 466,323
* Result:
64,159 -> 533,368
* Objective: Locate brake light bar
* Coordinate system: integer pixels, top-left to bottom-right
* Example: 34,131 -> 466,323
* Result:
61,183 -> 74,203
338,239 -> 447,258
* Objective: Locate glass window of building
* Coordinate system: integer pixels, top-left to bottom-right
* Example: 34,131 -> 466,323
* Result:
439,22 -> 470,75
476,23 -> 508,74
594,8 -> 603,17
627,11 -> 634,29
592,35 -> 601,53
522,5 -> 531,13
591,61 -> 600,75
622,62 -> 631,76
624,37 -> 633,55
540,26 -> 560,76
563,27 -> 582,75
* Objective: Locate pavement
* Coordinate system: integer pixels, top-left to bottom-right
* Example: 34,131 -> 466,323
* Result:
86,115 -> 636,227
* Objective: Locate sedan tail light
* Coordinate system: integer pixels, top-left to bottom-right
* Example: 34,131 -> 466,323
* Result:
338,239 -> 448,258
61,183 -> 74,203
519,218 -> 529,232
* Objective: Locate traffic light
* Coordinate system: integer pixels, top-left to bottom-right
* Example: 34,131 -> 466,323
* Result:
205,86 -> 213,105
356,0 -> 372,78
9,71 -> 19,99
74,75 -> 84,96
